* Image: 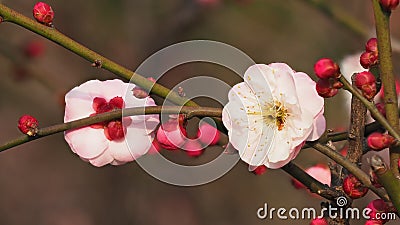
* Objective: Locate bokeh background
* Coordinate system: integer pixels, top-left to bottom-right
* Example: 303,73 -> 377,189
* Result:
0,0 -> 399,224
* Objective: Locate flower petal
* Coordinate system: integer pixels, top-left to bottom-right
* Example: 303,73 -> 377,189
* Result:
88,151 -> 114,167
307,111 -> 326,141
292,71 -> 324,118
65,128 -> 108,159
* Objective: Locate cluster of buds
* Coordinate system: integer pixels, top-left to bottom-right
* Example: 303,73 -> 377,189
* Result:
155,115 -> 220,157
380,0 -> 399,11
33,2 -> 54,26
342,174 -> 369,199
367,132 -> 395,151
354,71 -> 377,100
365,199 -> 390,224
314,58 -> 343,98
360,38 -> 378,69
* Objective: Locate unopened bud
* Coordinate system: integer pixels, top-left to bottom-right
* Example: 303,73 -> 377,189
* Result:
367,132 -> 395,151
314,58 -> 340,79
380,0 -> 399,10
18,115 -> 39,136
33,2 -> 54,25
343,174 -> 369,199
316,79 -> 339,98
360,51 -> 379,69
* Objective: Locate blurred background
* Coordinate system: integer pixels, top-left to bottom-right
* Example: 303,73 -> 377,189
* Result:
0,0 -> 399,224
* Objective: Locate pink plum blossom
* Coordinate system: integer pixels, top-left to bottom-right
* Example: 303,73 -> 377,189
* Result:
64,79 -> 159,167
292,164 -> 331,189
222,63 -> 325,169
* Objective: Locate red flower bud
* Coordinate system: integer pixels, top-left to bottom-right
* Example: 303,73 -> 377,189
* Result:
367,132 -> 395,151
343,174 -> 369,199
18,115 -> 39,136
380,0 -> 399,10
366,38 -> 378,53
354,71 -> 377,100
310,218 -> 328,225
366,199 -> 389,223
314,58 -> 340,79
252,165 -> 267,175
316,79 -> 339,98
360,51 -> 379,69
33,2 -> 54,25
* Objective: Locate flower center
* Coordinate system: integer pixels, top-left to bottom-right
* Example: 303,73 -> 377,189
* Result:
90,96 -> 128,141
262,101 -> 288,131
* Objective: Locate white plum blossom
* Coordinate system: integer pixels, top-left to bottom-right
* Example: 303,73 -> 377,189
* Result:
222,63 -> 325,169
64,79 -> 159,167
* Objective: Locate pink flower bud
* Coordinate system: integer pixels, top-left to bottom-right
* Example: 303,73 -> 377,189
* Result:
183,139 -> 204,157
354,71 -> 377,100
18,115 -> 39,136
252,165 -> 267,175
366,199 -> 389,223
156,118 -> 187,150
343,174 -> 369,199
33,2 -> 54,25
316,79 -> 339,98
360,51 -> 379,69
314,58 -> 340,79
367,132 -> 395,151
380,0 -> 399,10
197,123 -> 220,146
310,218 -> 328,225
332,80 -> 344,89
366,38 -> 378,53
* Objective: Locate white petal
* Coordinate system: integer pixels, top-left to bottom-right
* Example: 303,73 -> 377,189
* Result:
88,151 -> 114,167
266,131 -> 291,163
108,140 -> 135,162
292,72 -> 324,118
307,110 -> 326,141
65,128 -> 108,159
124,124 -> 154,159
243,64 -> 274,104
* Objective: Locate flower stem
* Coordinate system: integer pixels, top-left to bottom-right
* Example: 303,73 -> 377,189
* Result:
282,162 -> 340,200
0,3 -> 194,107
371,0 -> 400,178
309,142 -> 390,202
371,155 -> 400,213
347,81 -> 367,164
0,106 -> 222,152
339,75 -> 400,140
